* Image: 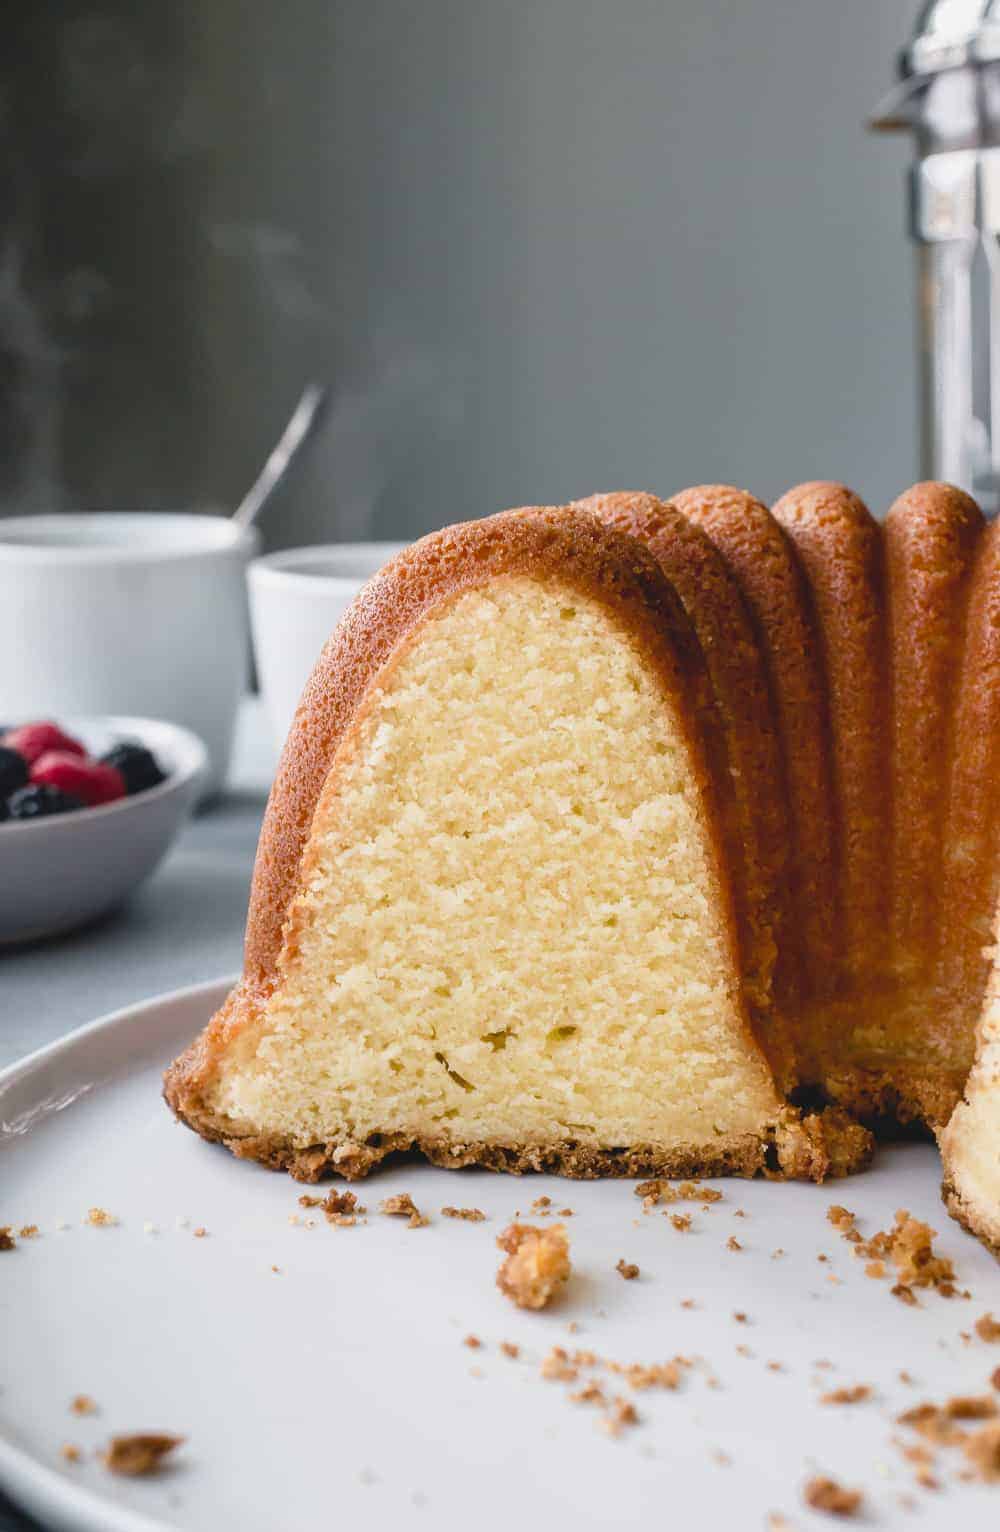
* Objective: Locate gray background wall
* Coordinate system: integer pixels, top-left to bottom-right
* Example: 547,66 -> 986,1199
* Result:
1,1 -> 918,547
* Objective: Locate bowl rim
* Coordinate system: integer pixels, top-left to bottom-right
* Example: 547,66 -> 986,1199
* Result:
0,513 -> 259,566
0,715 -> 208,837
248,541 -> 407,591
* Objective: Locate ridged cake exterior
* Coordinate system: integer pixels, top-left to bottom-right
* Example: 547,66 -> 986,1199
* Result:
581,482 -> 998,1128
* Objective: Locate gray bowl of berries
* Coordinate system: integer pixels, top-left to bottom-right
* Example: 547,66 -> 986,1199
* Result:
0,716 -> 207,944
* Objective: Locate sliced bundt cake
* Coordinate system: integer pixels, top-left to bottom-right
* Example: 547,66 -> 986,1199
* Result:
166,507 -> 856,1182
165,480 -> 1000,1252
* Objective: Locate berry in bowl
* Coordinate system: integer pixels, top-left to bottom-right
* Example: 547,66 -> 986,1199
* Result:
0,716 -> 206,944
0,721 -> 168,822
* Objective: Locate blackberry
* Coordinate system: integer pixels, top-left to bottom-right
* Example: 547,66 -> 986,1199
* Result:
0,745 -> 28,798
6,784 -> 84,820
99,741 -> 167,795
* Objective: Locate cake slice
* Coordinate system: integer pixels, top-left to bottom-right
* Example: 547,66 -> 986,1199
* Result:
165,507 -> 862,1182
940,925 -> 1000,1255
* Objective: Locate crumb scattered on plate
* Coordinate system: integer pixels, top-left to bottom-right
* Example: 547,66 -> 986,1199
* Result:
102,1434 -> 184,1477
496,1222 -> 570,1311
945,1395 -> 998,1420
820,1385 -> 872,1406
541,1347 -> 578,1382
635,1179 -> 722,1211
379,1193 -> 427,1229
802,1475 -> 863,1516
965,1421 -> 1000,1482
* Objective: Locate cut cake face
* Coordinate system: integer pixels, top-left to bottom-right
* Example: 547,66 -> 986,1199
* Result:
166,508 -> 840,1182
941,933 -> 1000,1256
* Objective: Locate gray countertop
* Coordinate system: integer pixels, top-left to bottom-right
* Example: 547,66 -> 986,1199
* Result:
1,702 -> 276,1532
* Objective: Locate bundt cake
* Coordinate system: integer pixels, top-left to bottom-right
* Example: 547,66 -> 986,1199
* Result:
165,481 -> 1000,1253
164,506 -> 865,1183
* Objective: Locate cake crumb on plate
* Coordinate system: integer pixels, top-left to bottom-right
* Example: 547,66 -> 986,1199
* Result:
802,1475 -> 862,1516
600,1397 -> 638,1437
497,1222 -> 570,1311
964,1420 -> 1000,1482
380,1193 -> 427,1229
820,1385 -> 871,1406
102,1434 -> 184,1477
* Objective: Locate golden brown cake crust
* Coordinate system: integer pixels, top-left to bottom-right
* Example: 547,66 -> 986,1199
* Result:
940,518 -> 1000,1001
671,485 -> 838,1014
574,490 -> 794,1087
886,484 -> 983,982
165,504 -> 762,1156
772,482 -> 889,996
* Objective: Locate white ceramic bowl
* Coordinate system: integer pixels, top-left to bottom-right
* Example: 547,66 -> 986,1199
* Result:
0,715 -> 207,945
248,542 -> 406,748
0,514 -> 259,798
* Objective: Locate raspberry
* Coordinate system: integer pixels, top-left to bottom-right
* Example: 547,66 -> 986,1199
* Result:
0,745 -> 28,798
31,751 -> 125,807
6,784 -> 85,819
100,741 -> 167,795
3,722 -> 86,767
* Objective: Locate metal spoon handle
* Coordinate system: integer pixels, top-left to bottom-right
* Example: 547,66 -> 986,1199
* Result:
232,383 -> 328,530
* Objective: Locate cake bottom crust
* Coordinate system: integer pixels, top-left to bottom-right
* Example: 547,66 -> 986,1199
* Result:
165,1094 -> 873,1186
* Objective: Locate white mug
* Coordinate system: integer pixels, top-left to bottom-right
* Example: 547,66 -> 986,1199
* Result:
0,514 -> 259,798
248,543 -> 406,748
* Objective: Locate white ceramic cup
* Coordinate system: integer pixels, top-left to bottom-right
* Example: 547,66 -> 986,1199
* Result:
248,542 -> 406,748
0,514 -> 259,798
